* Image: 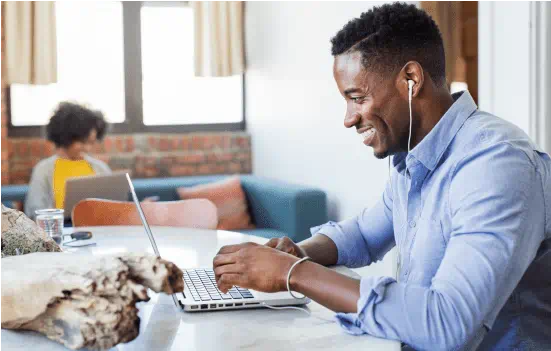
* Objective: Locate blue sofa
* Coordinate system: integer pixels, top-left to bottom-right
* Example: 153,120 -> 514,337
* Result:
1,175 -> 328,242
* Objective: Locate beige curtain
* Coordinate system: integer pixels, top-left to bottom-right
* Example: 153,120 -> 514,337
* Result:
191,1 -> 244,77
4,1 -> 57,84
421,2 -> 465,84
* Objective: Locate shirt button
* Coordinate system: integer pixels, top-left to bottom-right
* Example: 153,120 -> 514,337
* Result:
409,220 -> 416,228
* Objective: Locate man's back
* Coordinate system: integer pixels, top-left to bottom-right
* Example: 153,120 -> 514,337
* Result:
460,113 -> 551,349
410,93 -> 551,350
394,92 -> 551,349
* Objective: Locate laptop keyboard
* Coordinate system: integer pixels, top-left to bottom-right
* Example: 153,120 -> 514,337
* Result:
184,269 -> 254,302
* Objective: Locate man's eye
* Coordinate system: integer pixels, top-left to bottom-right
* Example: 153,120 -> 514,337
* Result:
351,97 -> 363,103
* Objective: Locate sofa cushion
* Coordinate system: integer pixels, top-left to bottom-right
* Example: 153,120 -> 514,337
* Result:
177,176 -> 255,231
131,175 -> 228,202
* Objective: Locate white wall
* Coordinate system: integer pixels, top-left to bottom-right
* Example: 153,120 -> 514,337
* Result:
245,1 -> 391,221
478,2 -> 532,135
245,2 -> 396,276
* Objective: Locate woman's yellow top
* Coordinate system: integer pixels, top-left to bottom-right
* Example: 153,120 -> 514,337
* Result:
53,158 -> 95,209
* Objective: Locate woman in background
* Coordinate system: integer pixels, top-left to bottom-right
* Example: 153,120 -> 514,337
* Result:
25,102 -> 111,219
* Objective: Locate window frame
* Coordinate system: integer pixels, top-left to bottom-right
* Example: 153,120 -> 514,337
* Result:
7,1 -> 246,138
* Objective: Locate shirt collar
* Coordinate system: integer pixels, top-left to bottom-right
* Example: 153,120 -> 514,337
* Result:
393,91 -> 478,171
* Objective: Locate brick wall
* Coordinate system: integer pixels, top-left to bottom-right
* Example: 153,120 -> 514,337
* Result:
0,4 -> 252,186
5,133 -> 252,185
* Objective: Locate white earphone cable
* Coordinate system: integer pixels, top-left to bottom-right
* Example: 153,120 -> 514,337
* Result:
395,80 -> 414,281
408,80 -> 413,153
390,81 -> 413,197
260,302 -> 336,323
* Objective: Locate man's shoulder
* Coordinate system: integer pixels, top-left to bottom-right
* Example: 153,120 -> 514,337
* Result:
450,110 -> 537,163
460,111 -> 529,145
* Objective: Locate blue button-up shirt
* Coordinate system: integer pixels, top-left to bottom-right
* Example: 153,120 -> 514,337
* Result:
313,91 -> 551,350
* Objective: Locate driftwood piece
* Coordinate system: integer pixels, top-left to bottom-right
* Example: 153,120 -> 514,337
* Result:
1,204 -> 61,257
1,252 -> 184,350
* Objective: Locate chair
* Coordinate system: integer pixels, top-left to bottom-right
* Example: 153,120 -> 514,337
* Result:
72,198 -> 218,229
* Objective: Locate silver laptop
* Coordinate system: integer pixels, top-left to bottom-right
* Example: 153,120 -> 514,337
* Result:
125,173 -> 310,312
65,172 -> 129,220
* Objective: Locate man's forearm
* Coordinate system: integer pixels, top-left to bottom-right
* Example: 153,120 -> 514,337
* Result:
298,234 -> 338,266
289,260 -> 360,313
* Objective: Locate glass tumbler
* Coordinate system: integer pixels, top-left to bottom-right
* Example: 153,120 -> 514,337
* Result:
35,209 -> 64,244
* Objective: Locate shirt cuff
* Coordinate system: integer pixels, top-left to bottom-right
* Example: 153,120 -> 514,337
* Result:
310,221 -> 349,266
333,276 -> 396,336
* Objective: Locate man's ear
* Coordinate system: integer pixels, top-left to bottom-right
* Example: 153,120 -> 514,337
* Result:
397,61 -> 424,99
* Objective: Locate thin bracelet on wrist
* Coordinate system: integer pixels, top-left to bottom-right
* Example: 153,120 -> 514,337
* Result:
286,256 -> 311,299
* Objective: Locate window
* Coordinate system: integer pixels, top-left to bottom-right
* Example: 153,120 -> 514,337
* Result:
140,5 -> 242,126
10,2 -> 125,126
9,2 -> 244,135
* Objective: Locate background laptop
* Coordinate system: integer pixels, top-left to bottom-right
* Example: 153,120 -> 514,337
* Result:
64,172 -> 129,220
125,173 -> 310,312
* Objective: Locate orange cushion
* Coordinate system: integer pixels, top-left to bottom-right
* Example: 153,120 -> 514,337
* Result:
177,176 -> 255,230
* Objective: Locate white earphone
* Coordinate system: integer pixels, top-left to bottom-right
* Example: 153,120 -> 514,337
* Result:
407,80 -> 414,153
388,79 -> 415,193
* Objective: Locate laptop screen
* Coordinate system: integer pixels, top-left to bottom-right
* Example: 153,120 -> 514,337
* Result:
125,173 -> 182,308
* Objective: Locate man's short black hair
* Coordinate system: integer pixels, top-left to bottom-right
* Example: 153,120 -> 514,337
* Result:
46,102 -> 107,148
331,2 -> 446,85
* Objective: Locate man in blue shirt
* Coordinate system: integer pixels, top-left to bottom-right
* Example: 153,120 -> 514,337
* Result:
213,3 -> 551,350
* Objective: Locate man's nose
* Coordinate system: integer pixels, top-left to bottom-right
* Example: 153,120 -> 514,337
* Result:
344,111 -> 361,129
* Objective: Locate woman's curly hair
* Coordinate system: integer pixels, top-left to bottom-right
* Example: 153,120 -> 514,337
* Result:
46,102 -> 107,148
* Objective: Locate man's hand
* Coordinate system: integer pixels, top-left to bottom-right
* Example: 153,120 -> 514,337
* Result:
213,242 -> 299,294
265,237 -> 308,258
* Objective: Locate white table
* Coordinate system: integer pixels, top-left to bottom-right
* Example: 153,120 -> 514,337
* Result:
2,226 -> 400,351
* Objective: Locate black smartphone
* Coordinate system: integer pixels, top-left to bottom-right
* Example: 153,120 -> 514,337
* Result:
67,231 -> 93,241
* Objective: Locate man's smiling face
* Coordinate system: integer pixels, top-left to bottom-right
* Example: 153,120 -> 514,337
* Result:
333,52 -> 410,159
